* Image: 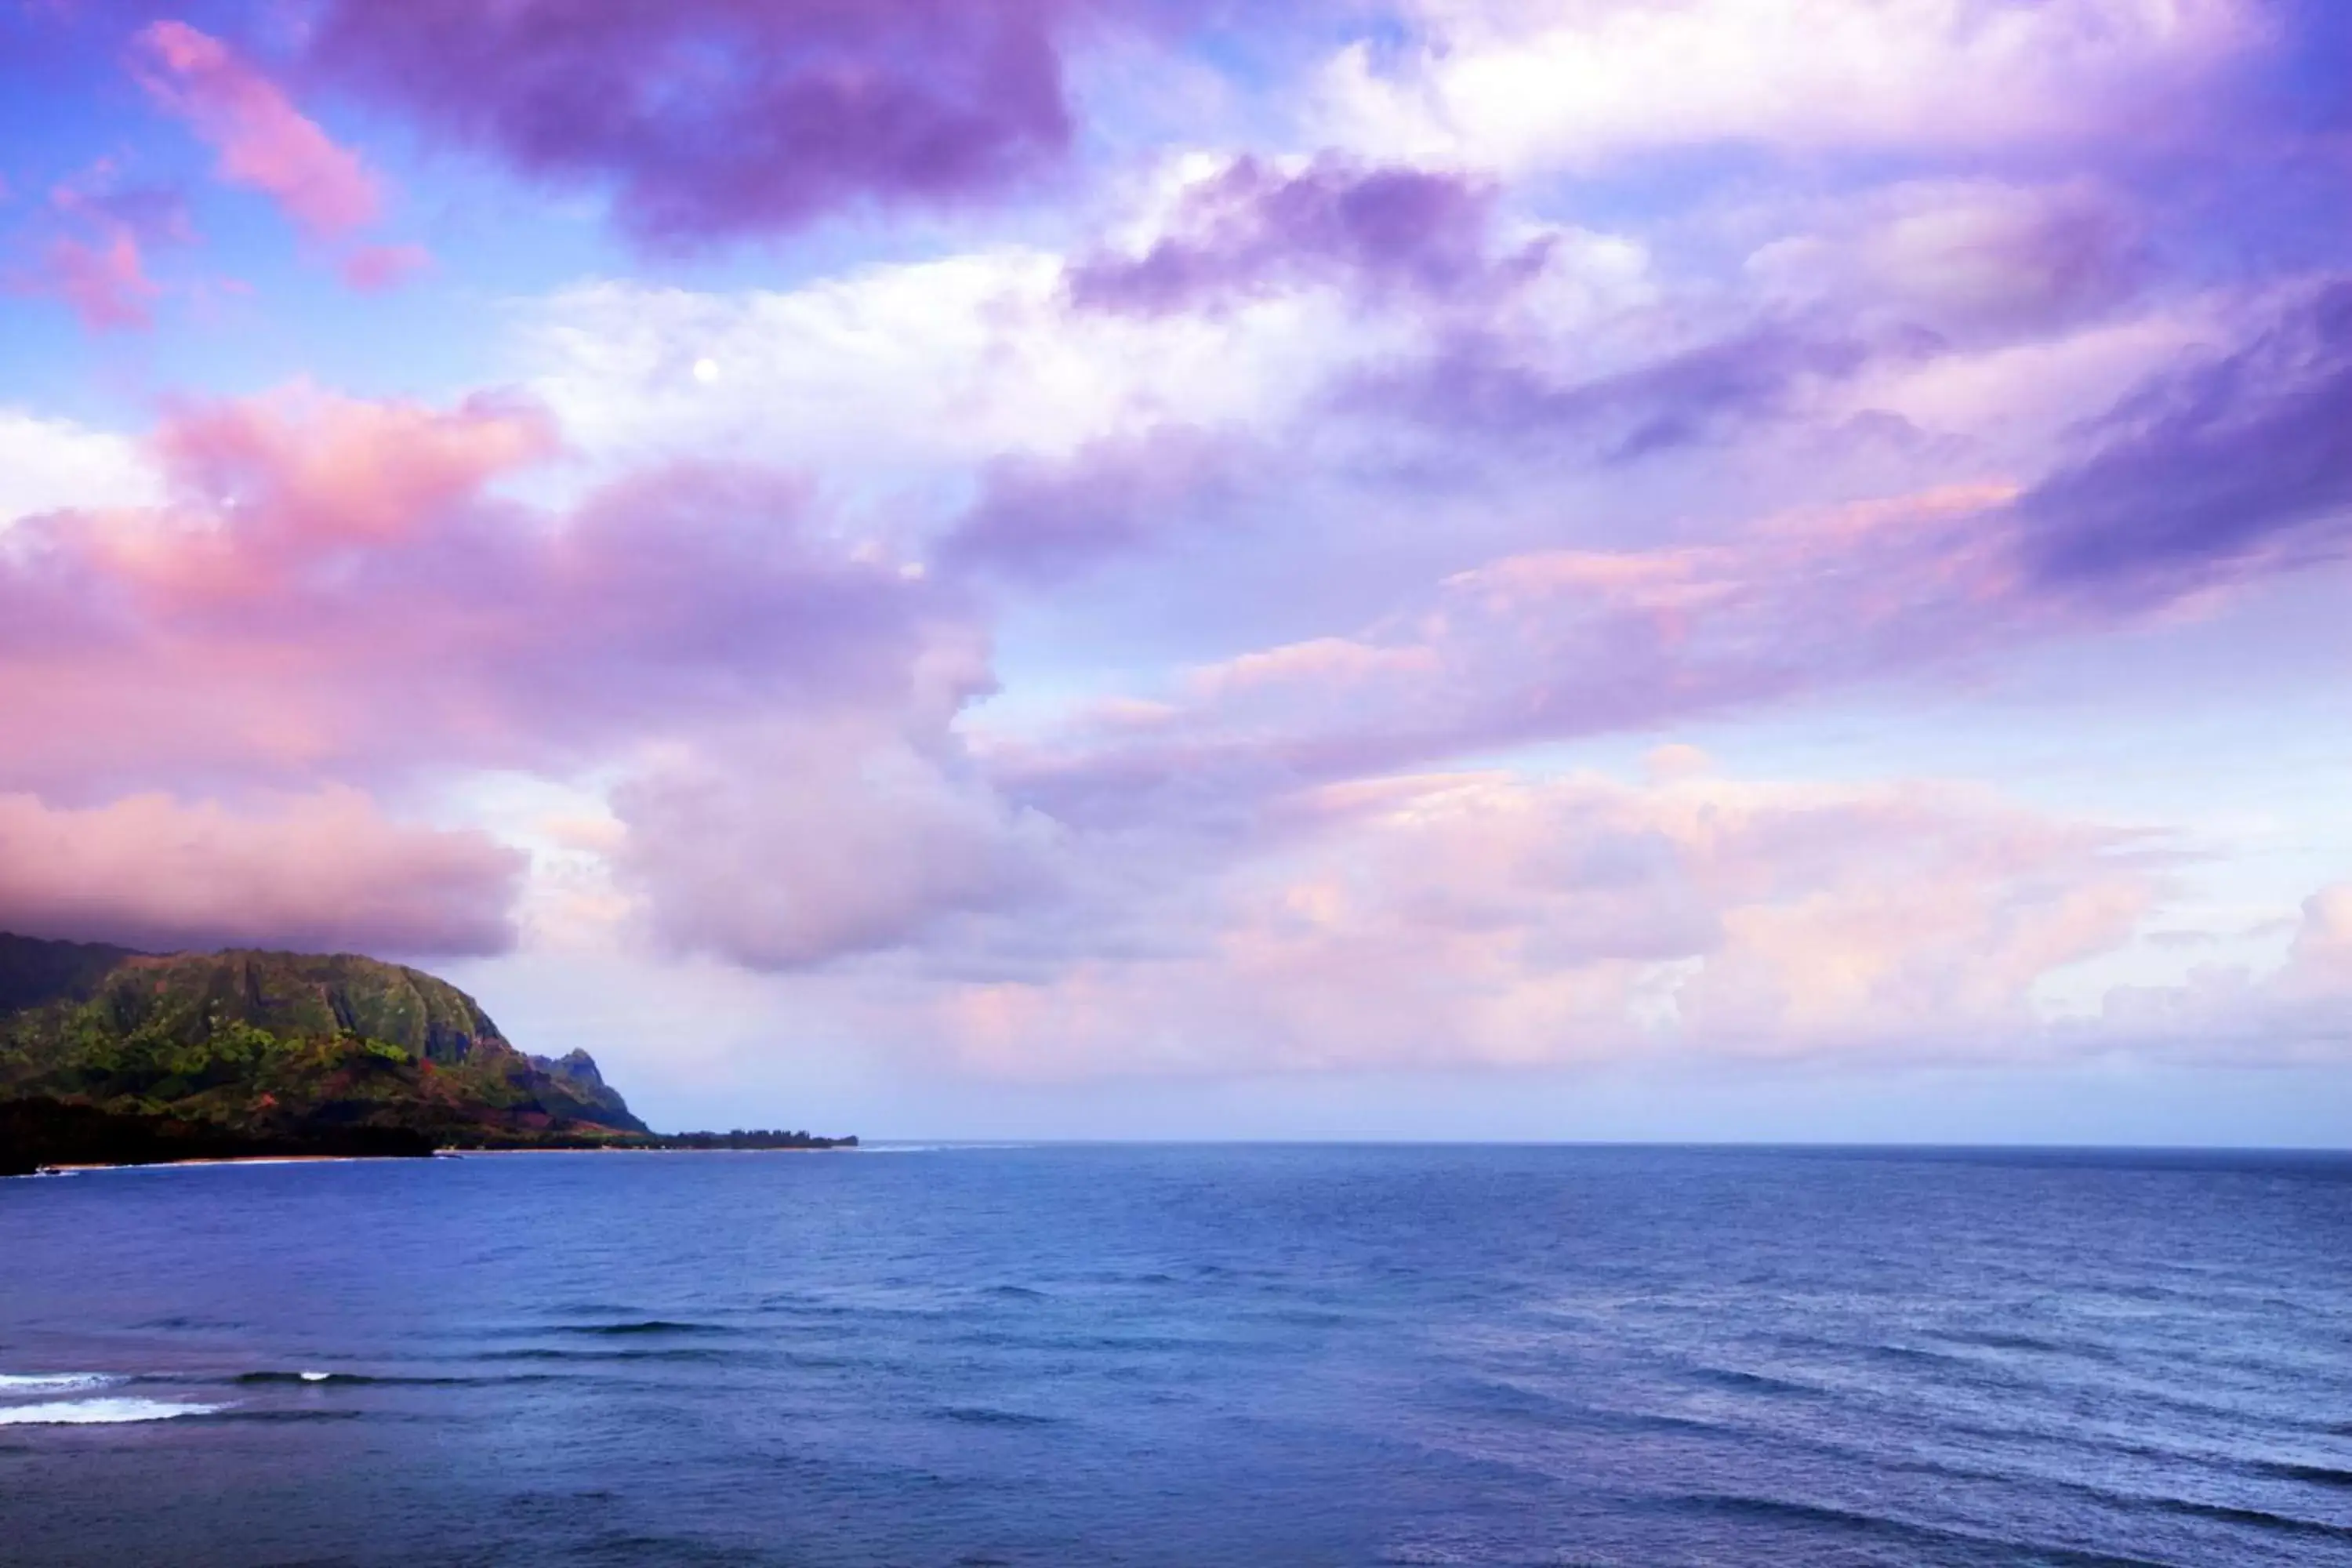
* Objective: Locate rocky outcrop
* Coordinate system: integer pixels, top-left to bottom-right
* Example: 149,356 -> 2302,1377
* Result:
0,934 -> 650,1166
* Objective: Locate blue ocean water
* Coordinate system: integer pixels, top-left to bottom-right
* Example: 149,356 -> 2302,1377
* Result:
2,1145 -> 2349,1566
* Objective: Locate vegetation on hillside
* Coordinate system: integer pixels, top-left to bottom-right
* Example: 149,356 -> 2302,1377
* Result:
0,935 -> 647,1167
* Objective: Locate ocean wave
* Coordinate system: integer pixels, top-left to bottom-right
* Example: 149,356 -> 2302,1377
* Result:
0,1397 -> 226,1425
1660,1492 -> 2164,1565
2255,1460 -> 2352,1489
2145,1497 -> 2352,1543
936,1405 -> 1058,1427
472,1347 -> 735,1365
1686,1365 -> 1820,1398
232,1370 -> 560,1388
0,1373 -> 118,1392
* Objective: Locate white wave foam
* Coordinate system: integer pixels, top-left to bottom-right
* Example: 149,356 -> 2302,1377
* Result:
0,1373 -> 118,1392
0,1396 -> 225,1425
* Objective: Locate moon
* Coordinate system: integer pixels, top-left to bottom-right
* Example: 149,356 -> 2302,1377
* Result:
691,358 -> 721,384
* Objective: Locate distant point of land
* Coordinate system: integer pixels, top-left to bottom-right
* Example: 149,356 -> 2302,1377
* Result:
0,932 -> 851,1175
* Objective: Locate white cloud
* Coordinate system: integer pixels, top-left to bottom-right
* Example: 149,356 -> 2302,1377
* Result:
1318,0 -> 2263,174
0,408 -> 158,527
507,205 -> 1658,500
2090,884 -> 2352,1059
927,766 -> 2164,1077
1745,180 -> 2145,340
512,248 -> 1384,483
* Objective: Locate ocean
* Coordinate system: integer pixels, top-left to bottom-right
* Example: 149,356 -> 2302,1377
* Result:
1,1144 -> 2347,1566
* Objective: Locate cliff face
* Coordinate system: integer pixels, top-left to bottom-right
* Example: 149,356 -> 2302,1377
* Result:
0,932 -> 140,1015
0,935 -> 647,1163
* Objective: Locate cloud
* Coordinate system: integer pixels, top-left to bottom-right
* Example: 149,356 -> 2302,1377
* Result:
339,242 -> 431,292
514,252 -> 1397,476
2090,883 -> 2352,1059
9,167 -> 195,333
613,703 -> 1055,971
1747,180 -> 2146,343
929,768 -> 2158,1076
983,277 -> 2352,825
989,484 -> 2040,824
937,425 -> 1247,582
133,21 -> 382,238
0,387 -> 952,796
0,786 -> 522,956
307,0 -> 1134,246
1066,155 -> 1548,315
0,409 -> 159,525
1319,0 -> 2267,175
2279,884 -> 2352,999
26,228 -> 156,331
0,385 -> 1011,971
1342,320 -> 1885,463
2021,278 -> 2352,595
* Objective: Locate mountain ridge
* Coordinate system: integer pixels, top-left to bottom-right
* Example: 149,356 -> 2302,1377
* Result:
0,931 -> 654,1172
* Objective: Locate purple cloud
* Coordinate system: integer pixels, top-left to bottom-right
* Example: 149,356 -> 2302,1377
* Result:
1343,323 -> 1886,463
1067,156 -> 1548,314
985,268 -> 2352,837
614,713 -> 1050,970
2022,278 -> 2352,594
981,484 -> 2044,828
308,0 -> 1123,246
937,426 -> 1245,583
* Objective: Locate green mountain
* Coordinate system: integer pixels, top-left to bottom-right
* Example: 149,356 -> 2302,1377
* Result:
0,932 -> 648,1171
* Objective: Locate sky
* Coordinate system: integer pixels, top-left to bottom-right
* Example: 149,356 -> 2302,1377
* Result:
2,0 -> 2349,1143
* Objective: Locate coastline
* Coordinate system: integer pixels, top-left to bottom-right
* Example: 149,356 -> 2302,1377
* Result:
24,1155 -> 376,1175
12,1142 -> 865,1178
1,1092 -> 855,1177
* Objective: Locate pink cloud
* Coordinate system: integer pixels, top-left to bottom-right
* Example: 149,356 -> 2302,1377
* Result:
0,386 -> 1011,972
0,786 -> 521,956
10,167 -> 196,332
30,228 -> 158,330
339,241 -> 432,292
2281,885 -> 2352,998
613,705 -> 1051,969
0,387 -> 954,797
986,483 -> 2042,825
929,768 -> 2159,1077
133,20 -> 381,238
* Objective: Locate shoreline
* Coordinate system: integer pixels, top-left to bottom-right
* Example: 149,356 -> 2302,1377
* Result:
27,1154 -> 373,1174
14,1144 -> 863,1177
